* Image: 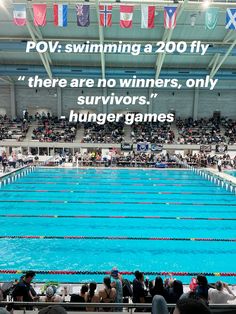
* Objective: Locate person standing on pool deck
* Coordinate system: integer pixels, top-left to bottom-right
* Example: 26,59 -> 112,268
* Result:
217,157 -> 222,172
110,268 -> 123,311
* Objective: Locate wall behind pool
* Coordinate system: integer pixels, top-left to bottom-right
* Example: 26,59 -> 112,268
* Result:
0,85 -> 236,119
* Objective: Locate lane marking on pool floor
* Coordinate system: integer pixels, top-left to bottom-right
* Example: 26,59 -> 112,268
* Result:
0,235 -> 235,242
0,190 -> 231,196
11,182 -> 215,187
21,176 -> 207,181
0,215 -> 235,221
0,200 -> 235,206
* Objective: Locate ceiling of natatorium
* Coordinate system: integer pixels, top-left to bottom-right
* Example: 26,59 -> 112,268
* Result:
0,0 -> 236,84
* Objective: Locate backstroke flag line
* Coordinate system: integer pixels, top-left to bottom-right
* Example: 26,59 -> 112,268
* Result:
33,4 -> 47,26
54,4 -> 68,27
205,7 -> 218,30
13,3 -> 26,26
120,5 -> 134,28
76,4 -> 90,27
141,5 -> 155,29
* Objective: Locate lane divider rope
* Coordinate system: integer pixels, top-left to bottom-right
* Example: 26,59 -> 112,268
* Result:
0,190 -> 231,196
0,270 -> 235,277
0,235 -> 235,242
0,215 -> 235,221
0,200 -> 235,206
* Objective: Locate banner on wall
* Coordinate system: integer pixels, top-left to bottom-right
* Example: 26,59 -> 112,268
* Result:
137,143 -> 149,152
200,145 -> 212,153
121,143 -> 133,151
150,144 -> 163,152
215,144 -> 228,153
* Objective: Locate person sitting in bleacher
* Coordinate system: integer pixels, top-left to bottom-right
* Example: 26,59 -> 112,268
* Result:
98,277 -> 116,311
40,286 -> 67,303
152,295 -> 211,314
85,282 -> 100,312
70,284 -> 88,311
208,281 -> 236,304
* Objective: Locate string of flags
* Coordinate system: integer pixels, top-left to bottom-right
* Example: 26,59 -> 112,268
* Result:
12,3 -> 236,30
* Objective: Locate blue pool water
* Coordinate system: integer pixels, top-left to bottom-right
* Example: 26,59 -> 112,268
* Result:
227,170 -> 236,178
0,168 -> 235,284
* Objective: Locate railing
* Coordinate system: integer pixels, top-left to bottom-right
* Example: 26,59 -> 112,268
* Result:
0,302 -> 236,313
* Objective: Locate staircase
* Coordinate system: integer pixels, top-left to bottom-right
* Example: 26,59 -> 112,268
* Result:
75,125 -> 84,143
123,125 -> 132,142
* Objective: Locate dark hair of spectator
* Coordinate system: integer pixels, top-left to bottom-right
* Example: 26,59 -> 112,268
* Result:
175,298 -> 211,314
197,275 -> 208,286
173,280 -> 184,297
25,271 -> 36,278
154,276 -> 164,294
103,277 -> 111,289
89,282 -> 97,298
81,284 -> 88,294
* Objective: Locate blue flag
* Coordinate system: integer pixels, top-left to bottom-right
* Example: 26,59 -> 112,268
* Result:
226,8 -> 236,30
76,4 -> 90,27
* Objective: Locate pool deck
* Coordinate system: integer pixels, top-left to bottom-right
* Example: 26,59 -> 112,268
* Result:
0,166 -> 28,179
207,168 -> 236,186
41,165 -> 191,170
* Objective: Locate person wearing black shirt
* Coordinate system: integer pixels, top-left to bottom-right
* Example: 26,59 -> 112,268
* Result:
150,276 -> 169,301
12,271 -> 36,302
132,271 -> 145,304
70,284 -> 88,311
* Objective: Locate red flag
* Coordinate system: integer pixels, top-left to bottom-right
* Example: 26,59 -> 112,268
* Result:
141,5 -> 155,29
120,5 -> 134,28
33,4 -> 47,26
99,5 -> 112,27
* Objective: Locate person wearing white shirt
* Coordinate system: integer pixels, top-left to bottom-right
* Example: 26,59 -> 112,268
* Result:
217,158 -> 222,172
208,281 -> 236,304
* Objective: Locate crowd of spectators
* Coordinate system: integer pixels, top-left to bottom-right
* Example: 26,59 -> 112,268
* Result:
2,149 -> 236,171
177,153 -> 236,169
2,113 -> 236,146
0,151 -> 34,172
52,151 -> 236,170
31,113 -> 77,142
82,121 -> 125,144
0,270 -> 235,313
130,122 -> 175,144
222,118 -> 236,145
176,117 -> 225,145
0,115 -> 28,141
32,125 -> 76,142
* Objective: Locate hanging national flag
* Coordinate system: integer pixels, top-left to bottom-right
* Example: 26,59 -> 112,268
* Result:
13,3 -> 26,26
54,4 -> 68,27
205,7 -> 218,30
164,6 -> 177,29
33,4 -> 47,26
99,5 -> 112,27
120,5 -> 134,28
141,5 -> 155,29
226,8 -> 236,30
76,4 -> 90,27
